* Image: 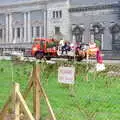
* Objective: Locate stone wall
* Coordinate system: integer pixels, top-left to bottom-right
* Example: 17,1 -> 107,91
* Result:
47,0 -> 71,41
70,7 -> 120,50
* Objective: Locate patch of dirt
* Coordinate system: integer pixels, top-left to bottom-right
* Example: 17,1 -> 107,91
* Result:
1,113 -> 14,120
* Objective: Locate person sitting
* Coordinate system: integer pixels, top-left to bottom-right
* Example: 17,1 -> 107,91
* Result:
59,39 -> 64,51
62,42 -> 68,55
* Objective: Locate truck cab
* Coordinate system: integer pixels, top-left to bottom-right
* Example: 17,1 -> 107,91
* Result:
31,38 -> 58,59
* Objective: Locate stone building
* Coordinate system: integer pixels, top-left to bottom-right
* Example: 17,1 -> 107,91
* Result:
0,0 -> 120,52
0,0 -> 48,49
69,0 -> 120,51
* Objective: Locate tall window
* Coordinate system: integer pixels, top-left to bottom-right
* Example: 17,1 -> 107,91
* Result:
52,10 -> 62,19
110,24 -> 120,41
59,10 -> 62,18
53,11 -> 55,18
90,23 -> 104,49
4,28 -> 5,40
94,27 -> 102,41
13,28 -> 15,39
56,11 -> 58,18
17,28 -> 20,38
36,26 -> 40,37
0,29 -> 2,39
72,26 -> 84,43
22,27 -> 24,38
110,23 -> 120,50
32,27 -> 34,37
55,27 -> 60,34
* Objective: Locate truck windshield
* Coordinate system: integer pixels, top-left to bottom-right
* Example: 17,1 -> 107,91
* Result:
40,40 -> 45,49
33,40 -> 45,49
46,41 -> 57,48
33,40 -> 40,45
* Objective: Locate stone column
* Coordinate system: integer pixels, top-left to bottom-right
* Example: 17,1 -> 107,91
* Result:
44,10 -> 47,38
24,12 -> 27,43
20,27 -> 23,43
91,34 -> 94,42
14,28 -> 17,43
39,26 -> 42,38
2,27 -> 5,43
5,14 -> 9,43
3,27 -> 5,43
72,34 -> 76,43
33,26 -> 36,38
28,11 -> 31,42
9,13 -> 13,43
82,34 -> 84,43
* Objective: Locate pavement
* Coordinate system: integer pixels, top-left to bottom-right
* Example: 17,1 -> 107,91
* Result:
0,56 -> 120,64
83,59 -> 120,64
0,56 -> 11,60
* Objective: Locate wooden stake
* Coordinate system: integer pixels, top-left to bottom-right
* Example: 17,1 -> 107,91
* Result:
0,96 -> 11,120
17,90 -> 35,120
33,63 -> 57,120
13,83 -> 20,120
33,63 -> 41,120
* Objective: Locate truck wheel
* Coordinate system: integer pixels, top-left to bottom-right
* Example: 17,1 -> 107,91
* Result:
76,56 -> 83,61
35,52 -> 43,59
45,53 -> 51,60
68,56 -> 72,61
46,57 -> 51,60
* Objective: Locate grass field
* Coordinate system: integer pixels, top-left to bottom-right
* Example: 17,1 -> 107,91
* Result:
0,60 -> 120,120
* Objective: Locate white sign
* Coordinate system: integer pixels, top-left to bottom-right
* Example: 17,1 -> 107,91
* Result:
58,66 -> 75,84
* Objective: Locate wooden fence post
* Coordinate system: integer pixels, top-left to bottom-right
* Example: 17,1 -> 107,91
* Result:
13,83 -> 20,120
0,62 -> 56,120
33,63 -> 41,120
33,63 -> 57,120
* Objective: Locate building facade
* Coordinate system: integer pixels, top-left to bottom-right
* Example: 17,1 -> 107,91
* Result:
0,0 -> 47,49
0,0 -> 120,51
69,0 -> 120,51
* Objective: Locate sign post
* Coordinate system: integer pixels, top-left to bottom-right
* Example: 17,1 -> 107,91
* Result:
58,66 -> 75,95
58,66 -> 75,84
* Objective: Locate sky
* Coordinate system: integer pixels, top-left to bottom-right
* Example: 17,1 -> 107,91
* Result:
0,0 -> 31,5
0,0 -> 119,5
70,0 -> 119,5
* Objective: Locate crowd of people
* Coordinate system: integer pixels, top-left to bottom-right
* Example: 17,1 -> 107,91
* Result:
59,39 -> 71,55
58,38 -> 103,63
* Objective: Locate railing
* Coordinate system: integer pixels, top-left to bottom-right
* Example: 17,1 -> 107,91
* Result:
0,42 -> 33,57
0,42 -> 33,49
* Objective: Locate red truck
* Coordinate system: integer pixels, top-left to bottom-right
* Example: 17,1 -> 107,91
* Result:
31,38 -> 58,60
31,38 -> 99,61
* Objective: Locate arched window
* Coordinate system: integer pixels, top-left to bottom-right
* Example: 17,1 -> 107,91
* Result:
110,23 -> 120,41
90,23 -> 104,49
72,25 -> 84,43
110,23 -> 120,50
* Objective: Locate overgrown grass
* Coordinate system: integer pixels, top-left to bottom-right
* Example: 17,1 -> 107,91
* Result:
0,60 -> 120,120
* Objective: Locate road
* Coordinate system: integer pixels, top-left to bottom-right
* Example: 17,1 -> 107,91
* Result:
82,59 -> 120,64
0,56 -> 120,64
